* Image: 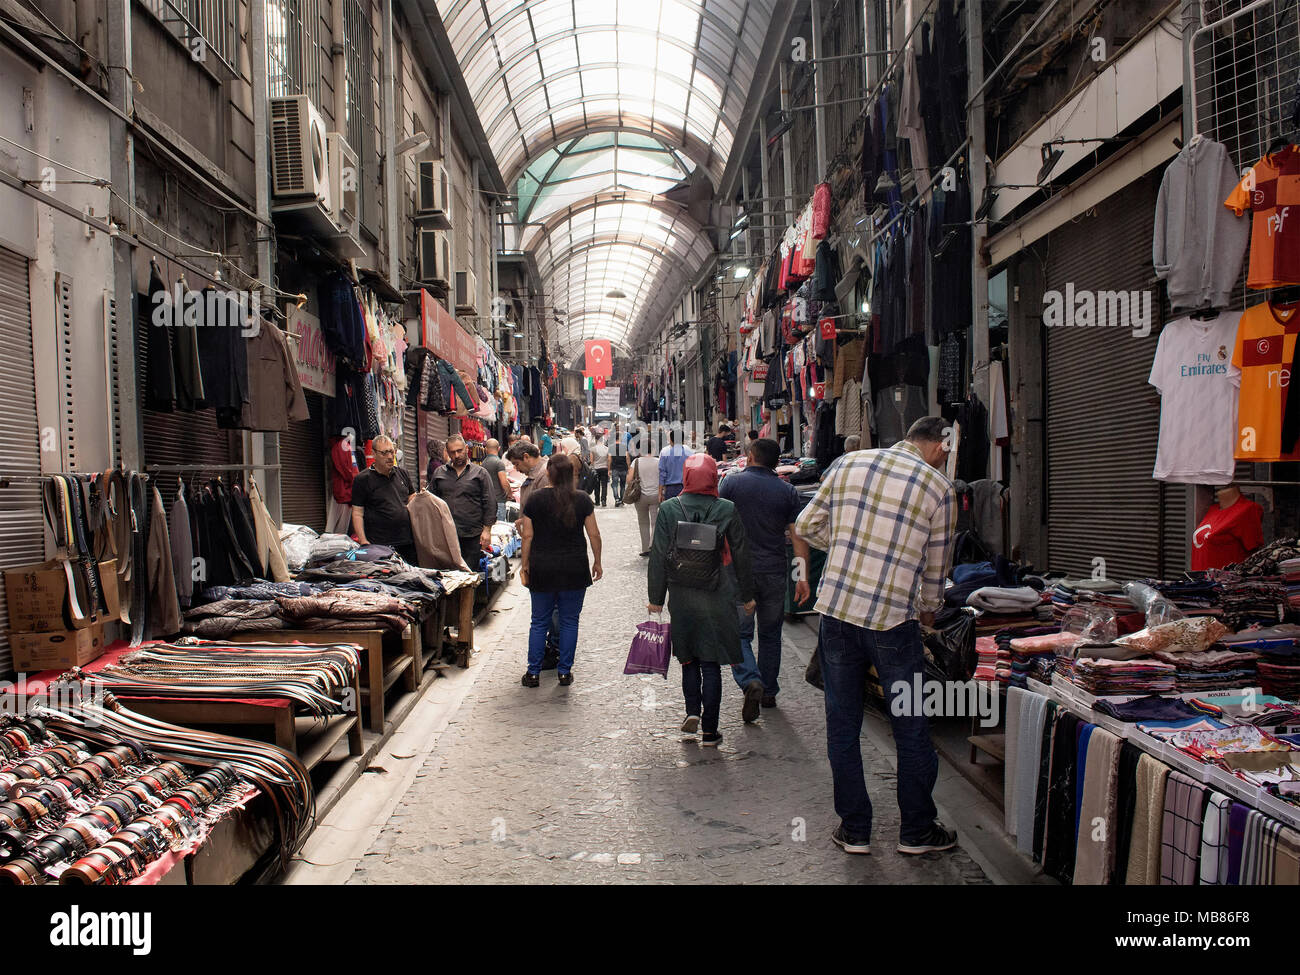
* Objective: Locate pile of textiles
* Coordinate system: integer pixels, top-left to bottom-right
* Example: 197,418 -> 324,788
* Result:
183,597 -> 285,637
1068,657 -> 1176,696
1227,537 -> 1300,576
1188,693 -> 1300,729
1152,648 -> 1259,693
195,580 -> 322,602
277,590 -> 416,632
1006,629 -> 1077,688
305,532 -> 359,565
1136,716 -> 1228,739
297,556 -> 451,594
1093,694 -> 1203,722
1283,557 -> 1300,612
1138,576 -> 1223,615
973,635 -> 1003,683
995,626 -> 1061,687
1257,654 -> 1300,700
1217,577 -> 1290,629
1167,726 -> 1300,791
1048,578 -> 1134,616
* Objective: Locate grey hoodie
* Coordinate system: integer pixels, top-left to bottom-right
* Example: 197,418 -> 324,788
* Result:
1153,137 -> 1249,312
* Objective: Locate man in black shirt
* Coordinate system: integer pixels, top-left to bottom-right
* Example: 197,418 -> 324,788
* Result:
350,435 -> 417,562
431,433 -> 496,570
705,424 -> 732,462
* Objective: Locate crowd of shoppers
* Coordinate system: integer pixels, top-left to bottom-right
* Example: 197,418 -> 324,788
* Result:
348,414 -> 959,860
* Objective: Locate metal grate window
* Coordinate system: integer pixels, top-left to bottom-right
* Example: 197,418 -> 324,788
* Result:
138,0 -> 238,74
268,0 -> 321,105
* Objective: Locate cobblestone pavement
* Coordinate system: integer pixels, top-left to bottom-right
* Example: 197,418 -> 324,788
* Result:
351,502 -> 989,885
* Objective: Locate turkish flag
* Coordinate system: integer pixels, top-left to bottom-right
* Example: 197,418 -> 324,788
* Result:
594,376 -> 606,389
585,340 -> 612,377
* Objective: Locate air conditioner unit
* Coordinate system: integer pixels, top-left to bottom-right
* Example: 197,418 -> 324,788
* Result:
416,160 -> 452,228
418,228 -> 451,287
270,95 -> 331,213
454,269 -> 478,314
327,132 -> 359,236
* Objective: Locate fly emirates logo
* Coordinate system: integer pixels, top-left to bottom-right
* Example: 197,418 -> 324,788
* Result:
1181,349 -> 1230,378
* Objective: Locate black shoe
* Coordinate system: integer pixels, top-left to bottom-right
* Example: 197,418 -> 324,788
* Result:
742,681 -> 763,723
639,551 -> 650,557
831,825 -> 872,855
558,672 -> 573,686
897,822 -> 958,855
761,695 -> 777,708
521,672 -> 540,688
701,731 -> 722,747
681,715 -> 700,734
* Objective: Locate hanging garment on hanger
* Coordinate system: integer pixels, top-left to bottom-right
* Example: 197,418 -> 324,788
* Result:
146,485 -> 181,636
248,478 -> 290,583
236,321 -> 310,431
1224,145 -> 1300,290
142,265 -> 177,411
1231,299 -> 1300,462
1154,138 -> 1249,311
170,480 -> 194,609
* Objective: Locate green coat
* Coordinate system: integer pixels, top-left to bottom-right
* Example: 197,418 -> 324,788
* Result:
648,493 -> 755,665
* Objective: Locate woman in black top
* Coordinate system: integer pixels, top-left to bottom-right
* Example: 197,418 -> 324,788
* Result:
518,453 -> 603,687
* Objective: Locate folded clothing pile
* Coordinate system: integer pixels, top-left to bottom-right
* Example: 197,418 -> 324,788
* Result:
1137,575 -> 1223,614
1093,694 -> 1203,723
973,635 -> 1002,683
1048,578 -> 1133,616
1152,647 -> 1258,693
1217,577 -> 1289,629
276,590 -> 417,632
1067,656 -> 1176,696
305,533 -> 359,566
1282,557 -> 1300,612
1188,693 -> 1300,728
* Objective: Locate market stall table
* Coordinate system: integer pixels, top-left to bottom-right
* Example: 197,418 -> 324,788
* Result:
19,642 -> 363,771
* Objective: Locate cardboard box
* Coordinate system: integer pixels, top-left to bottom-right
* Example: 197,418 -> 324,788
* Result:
8,622 -> 105,673
3,560 -> 118,632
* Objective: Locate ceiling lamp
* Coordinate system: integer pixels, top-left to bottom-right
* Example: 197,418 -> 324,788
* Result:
606,289 -> 627,299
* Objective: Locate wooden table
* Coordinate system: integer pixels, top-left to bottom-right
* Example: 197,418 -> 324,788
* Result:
236,628 -> 418,733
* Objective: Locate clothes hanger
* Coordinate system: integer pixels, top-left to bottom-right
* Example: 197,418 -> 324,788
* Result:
1189,305 -> 1221,320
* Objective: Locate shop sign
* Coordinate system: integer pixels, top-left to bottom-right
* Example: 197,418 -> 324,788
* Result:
420,289 -> 478,373
286,306 -> 335,397
751,363 -> 769,381
595,386 -> 621,411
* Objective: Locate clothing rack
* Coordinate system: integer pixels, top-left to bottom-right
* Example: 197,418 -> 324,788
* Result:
145,464 -> 281,472
0,471 -> 149,488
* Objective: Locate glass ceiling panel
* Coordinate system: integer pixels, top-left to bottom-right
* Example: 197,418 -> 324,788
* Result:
436,0 -> 776,347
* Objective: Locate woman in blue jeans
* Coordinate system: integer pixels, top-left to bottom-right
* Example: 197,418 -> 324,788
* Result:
518,453 -> 603,686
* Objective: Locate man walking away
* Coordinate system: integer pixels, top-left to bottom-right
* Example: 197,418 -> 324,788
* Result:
351,435 -> 417,563
658,429 -> 690,502
480,438 -> 512,522
431,434 -> 496,572
793,417 -> 958,858
591,433 -> 611,507
720,437 -> 811,721
706,424 -> 731,462
609,447 -> 628,507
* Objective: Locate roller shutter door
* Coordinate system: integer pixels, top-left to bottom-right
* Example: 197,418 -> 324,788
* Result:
1044,170 -> 1184,579
280,392 -> 326,530
0,249 -> 45,676
403,404 -> 420,486
135,291 -> 239,470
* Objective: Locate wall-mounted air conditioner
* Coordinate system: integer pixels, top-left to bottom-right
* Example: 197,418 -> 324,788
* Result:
419,228 -> 451,287
327,132 -> 359,238
416,159 -> 452,229
270,95 -> 331,213
454,269 -> 478,315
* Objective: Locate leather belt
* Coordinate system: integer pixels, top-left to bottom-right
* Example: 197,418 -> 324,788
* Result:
41,475 -> 106,625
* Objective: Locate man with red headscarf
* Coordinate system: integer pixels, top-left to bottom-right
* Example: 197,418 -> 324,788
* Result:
647,454 -> 755,747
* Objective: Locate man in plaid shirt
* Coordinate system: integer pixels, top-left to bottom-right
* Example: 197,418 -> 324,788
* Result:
794,417 -> 958,857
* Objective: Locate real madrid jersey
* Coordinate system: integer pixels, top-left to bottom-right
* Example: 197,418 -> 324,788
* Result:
1149,312 -> 1240,483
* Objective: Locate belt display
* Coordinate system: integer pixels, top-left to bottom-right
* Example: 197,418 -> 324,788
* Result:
81,639 -> 362,717
41,474 -> 109,625
0,714 -> 253,885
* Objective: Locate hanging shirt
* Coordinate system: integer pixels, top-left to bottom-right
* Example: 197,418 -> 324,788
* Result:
1191,497 -> 1263,571
1149,313 -> 1241,483
1230,301 -> 1300,462
1224,146 -> 1300,289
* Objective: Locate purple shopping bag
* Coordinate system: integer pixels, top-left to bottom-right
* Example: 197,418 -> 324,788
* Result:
624,617 -> 672,678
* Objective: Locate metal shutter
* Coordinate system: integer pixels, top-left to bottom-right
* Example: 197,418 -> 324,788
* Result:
403,403 -> 419,485
0,249 -> 45,676
280,392 -> 326,530
1044,170 -> 1182,579
135,293 -> 239,469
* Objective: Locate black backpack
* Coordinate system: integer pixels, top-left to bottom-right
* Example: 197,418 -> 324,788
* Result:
667,501 -> 722,590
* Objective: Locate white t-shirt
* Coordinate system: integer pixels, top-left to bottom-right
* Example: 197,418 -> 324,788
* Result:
1148,312 -> 1241,484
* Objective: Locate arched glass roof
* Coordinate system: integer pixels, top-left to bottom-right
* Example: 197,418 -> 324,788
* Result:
436,0 -> 776,351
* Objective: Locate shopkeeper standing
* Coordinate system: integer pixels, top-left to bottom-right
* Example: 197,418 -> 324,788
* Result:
351,434 -> 417,562
431,434 -> 496,570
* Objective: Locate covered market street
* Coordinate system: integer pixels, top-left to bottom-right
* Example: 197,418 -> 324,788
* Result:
282,503 -> 1025,886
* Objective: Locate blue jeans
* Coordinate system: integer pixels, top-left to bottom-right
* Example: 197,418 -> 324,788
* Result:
528,589 -> 586,675
731,571 -> 788,696
819,616 -> 938,843
662,483 -> 683,499
497,501 -> 507,523
681,660 -> 722,734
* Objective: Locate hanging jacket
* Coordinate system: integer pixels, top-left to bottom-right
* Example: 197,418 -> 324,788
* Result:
318,272 -> 367,365
249,478 -> 291,582
141,267 -> 177,411
146,486 -> 182,637
407,491 -> 470,571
